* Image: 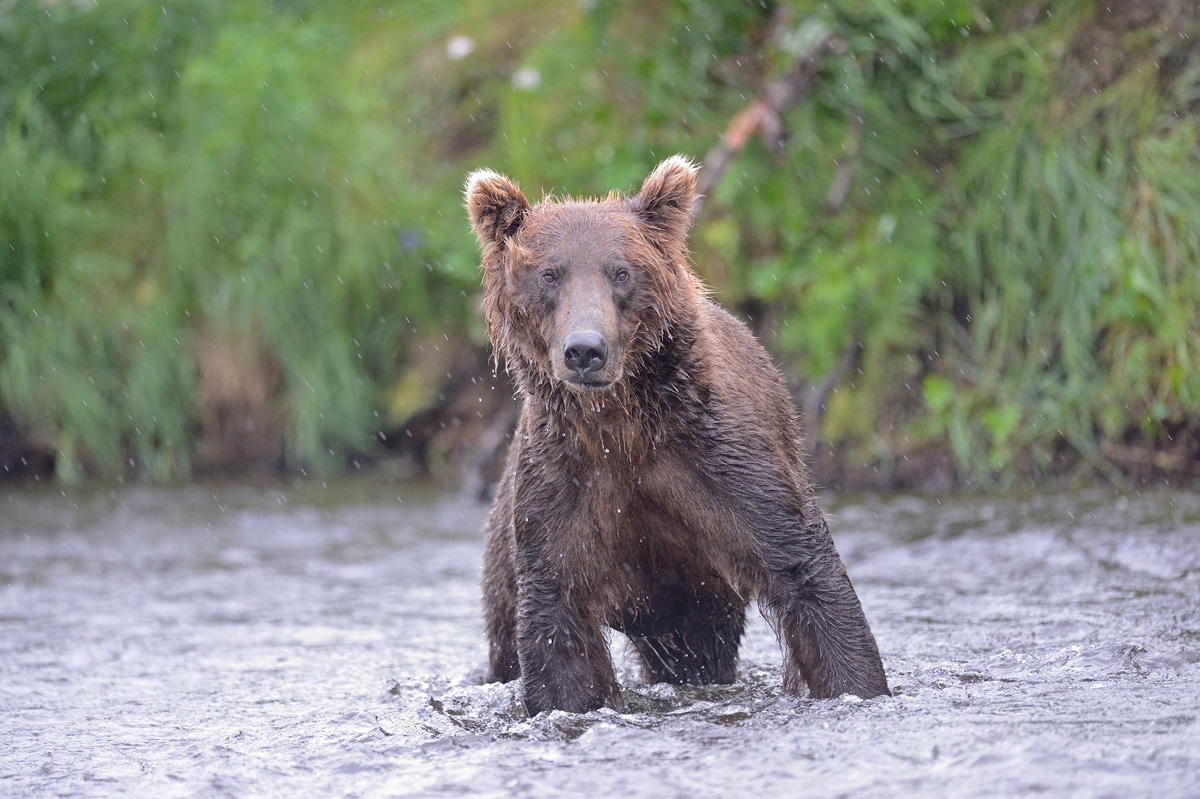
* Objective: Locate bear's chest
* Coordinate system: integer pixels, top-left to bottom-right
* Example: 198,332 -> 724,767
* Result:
572,448 -> 713,557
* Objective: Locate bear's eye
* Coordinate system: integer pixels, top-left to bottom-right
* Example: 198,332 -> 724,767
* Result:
540,269 -> 559,286
614,268 -> 630,284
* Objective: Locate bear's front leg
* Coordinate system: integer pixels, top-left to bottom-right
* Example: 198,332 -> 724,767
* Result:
481,465 -> 520,683
665,449 -> 889,700
752,502 -> 890,700
510,465 -> 621,716
514,567 -> 620,715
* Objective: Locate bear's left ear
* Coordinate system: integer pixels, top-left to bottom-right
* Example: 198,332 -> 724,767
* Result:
465,169 -> 531,251
628,155 -> 699,244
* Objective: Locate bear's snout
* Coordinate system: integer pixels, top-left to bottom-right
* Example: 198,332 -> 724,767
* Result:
563,331 -> 608,380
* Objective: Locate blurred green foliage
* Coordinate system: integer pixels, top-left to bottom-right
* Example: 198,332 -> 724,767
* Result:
1,0 -> 1198,484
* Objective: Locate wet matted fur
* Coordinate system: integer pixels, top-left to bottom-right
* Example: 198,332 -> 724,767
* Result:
465,156 -> 889,716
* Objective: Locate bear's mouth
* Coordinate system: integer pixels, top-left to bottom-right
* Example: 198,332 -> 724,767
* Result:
565,376 -> 615,391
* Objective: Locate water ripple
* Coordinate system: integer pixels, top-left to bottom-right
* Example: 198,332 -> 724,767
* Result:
1,484 -> 1198,798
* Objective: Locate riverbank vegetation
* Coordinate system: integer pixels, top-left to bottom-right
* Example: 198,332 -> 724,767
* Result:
2,0 -> 1198,488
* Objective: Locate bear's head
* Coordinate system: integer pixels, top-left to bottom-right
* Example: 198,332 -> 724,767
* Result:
465,156 -> 704,393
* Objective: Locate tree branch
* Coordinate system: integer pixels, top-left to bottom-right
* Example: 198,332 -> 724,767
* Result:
694,21 -> 842,215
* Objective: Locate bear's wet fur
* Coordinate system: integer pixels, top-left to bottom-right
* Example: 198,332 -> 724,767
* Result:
465,156 -> 889,716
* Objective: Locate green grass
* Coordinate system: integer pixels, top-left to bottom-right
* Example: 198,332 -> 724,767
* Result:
2,0 -> 1198,485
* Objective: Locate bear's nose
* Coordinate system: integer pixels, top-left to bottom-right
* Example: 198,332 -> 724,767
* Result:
563,332 -> 608,377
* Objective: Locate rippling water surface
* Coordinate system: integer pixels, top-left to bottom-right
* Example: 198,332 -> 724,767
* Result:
2,482 -> 1198,798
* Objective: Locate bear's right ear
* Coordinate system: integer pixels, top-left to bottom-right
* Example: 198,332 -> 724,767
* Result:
464,169 -> 530,250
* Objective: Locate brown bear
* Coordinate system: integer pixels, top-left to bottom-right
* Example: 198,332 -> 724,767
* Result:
465,155 -> 889,716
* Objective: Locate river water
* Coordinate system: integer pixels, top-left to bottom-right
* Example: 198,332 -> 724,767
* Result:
2,481 -> 1198,798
